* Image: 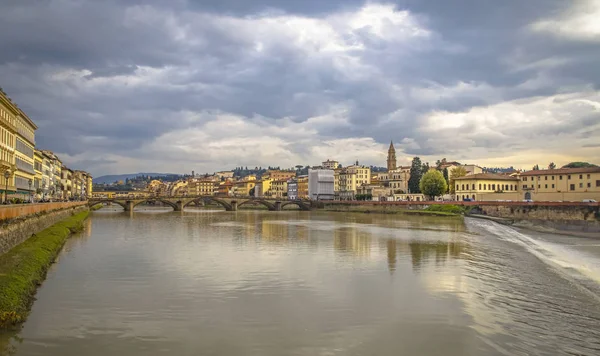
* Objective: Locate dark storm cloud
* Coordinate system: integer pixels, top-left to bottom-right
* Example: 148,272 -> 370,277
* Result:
0,0 -> 598,174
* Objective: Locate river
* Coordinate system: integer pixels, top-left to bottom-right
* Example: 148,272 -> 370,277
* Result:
2,207 -> 600,355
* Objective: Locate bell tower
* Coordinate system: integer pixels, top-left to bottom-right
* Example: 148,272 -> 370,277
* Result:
387,141 -> 397,172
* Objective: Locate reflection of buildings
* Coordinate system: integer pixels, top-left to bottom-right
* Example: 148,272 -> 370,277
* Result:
409,241 -> 464,271
333,226 -> 371,257
387,239 -> 397,274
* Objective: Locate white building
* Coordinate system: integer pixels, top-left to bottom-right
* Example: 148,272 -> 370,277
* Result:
308,168 -> 335,200
287,178 -> 298,200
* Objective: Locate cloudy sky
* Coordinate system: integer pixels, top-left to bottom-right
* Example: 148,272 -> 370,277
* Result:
1,0 -> 599,176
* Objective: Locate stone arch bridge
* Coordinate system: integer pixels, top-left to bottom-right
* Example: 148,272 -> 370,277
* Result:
88,196 -> 312,212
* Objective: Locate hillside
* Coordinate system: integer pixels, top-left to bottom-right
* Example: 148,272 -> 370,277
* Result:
93,173 -> 175,184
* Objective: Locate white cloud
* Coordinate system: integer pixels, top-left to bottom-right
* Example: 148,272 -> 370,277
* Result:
531,0 -> 600,41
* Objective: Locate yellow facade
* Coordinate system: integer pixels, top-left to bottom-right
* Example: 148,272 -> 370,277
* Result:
255,178 -> 272,197
518,167 -> 600,201
346,164 -> 371,186
297,175 -> 308,199
0,90 -> 18,197
265,170 -> 295,181
13,110 -> 37,197
338,170 -> 358,199
455,173 -> 522,201
233,181 -> 256,196
34,150 -> 43,196
270,180 -> 288,199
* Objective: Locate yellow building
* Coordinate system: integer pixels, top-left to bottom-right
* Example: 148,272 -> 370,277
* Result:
297,175 -> 308,199
14,109 -> 37,199
34,150 -> 43,198
233,180 -> 256,197
270,179 -> 288,199
265,170 -> 296,181
346,163 -> 371,186
338,169 -> 358,200
86,174 -> 93,198
0,90 -> 17,200
519,167 -> 600,201
454,173 -> 520,201
255,178 -> 272,197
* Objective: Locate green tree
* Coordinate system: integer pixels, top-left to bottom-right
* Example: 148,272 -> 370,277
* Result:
408,157 -> 423,193
419,170 -> 448,199
532,164 -> 540,170
562,162 -> 597,168
443,168 -> 450,193
548,162 -> 556,169
449,166 -> 467,194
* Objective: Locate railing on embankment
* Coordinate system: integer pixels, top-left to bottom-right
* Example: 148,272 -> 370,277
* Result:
321,201 -> 600,208
0,202 -> 87,222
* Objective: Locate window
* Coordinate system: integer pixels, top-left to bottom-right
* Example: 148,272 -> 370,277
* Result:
462,184 -> 465,190
587,183 -> 591,188
552,176 -> 554,180
579,183 -> 583,188
492,184 -> 496,191
587,174 -> 590,179
478,184 -> 481,190
552,184 -> 555,189
545,184 -> 548,188
472,184 -> 475,190
538,185 -> 540,189
568,175 -> 571,180
597,180 -> 600,187
570,184 -> 575,191
522,177 -> 527,181
560,176 -> 563,180
579,175 -> 583,179
545,176 -> 547,181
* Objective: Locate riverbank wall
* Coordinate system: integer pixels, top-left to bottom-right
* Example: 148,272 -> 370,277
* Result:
0,202 -> 88,255
0,210 -> 90,328
320,201 -> 600,233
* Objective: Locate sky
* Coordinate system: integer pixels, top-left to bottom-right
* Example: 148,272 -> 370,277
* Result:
1,0 -> 599,177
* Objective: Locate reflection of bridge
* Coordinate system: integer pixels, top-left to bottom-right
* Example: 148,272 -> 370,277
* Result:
88,196 -> 312,212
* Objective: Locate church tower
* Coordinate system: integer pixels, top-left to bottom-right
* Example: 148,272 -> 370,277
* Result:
387,141 -> 397,172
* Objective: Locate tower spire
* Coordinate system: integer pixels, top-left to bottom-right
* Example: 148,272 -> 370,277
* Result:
387,140 -> 397,171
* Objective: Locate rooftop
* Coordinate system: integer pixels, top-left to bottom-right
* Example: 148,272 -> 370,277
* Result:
520,167 -> 600,176
455,173 -> 519,181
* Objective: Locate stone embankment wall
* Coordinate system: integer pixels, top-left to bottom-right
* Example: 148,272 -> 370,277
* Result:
0,203 -> 88,255
478,204 -> 600,233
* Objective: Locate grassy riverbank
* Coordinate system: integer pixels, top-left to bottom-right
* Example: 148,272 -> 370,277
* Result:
323,204 -> 467,217
0,211 -> 89,329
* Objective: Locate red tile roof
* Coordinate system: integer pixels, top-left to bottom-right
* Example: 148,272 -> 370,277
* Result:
520,167 -> 600,176
454,173 -> 519,181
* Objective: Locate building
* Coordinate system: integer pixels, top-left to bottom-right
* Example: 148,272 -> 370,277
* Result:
338,169 -> 358,200
215,171 -> 234,180
265,170 -> 296,181
255,178 -> 272,198
357,184 -> 389,201
322,159 -> 340,170
308,168 -> 335,200
270,179 -> 288,199
60,166 -> 73,199
287,179 -> 298,200
14,109 -> 37,199
0,89 -> 17,201
346,161 -> 371,186
217,181 -> 233,196
297,175 -> 308,199
40,150 -> 52,199
454,173 -> 520,201
387,141 -> 397,171
232,180 -> 256,197
34,150 -> 43,199
41,150 -> 62,200
386,166 -> 410,194
86,173 -> 93,198
519,167 -> 600,201
463,164 -> 484,176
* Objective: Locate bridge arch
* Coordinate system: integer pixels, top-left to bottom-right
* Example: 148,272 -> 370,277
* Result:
280,201 -> 311,211
132,199 -> 178,210
183,197 -> 233,211
237,199 -> 276,211
88,199 -> 127,210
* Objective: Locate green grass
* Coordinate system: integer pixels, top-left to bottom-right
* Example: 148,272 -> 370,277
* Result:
0,211 -> 89,329
423,205 -> 468,215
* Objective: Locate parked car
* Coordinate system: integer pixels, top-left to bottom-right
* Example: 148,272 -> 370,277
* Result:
583,199 -> 597,203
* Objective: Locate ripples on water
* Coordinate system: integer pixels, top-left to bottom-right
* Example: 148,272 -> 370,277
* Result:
1,209 -> 599,356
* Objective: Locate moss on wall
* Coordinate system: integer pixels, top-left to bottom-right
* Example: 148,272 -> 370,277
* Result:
0,211 -> 89,329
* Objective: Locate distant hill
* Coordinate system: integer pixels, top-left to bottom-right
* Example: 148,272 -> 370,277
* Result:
93,173 -> 175,184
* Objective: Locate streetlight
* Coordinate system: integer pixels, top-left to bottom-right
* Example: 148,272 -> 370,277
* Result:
3,170 -> 10,204
28,179 -> 32,203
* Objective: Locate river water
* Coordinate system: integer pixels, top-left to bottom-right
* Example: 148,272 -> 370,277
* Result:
2,208 -> 600,355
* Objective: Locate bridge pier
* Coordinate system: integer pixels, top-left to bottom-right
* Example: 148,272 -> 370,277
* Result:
125,200 -> 134,212
230,201 -> 238,211
274,201 -> 282,211
175,201 -> 183,212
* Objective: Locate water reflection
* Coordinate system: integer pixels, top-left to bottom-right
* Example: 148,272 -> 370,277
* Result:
3,210 -> 599,356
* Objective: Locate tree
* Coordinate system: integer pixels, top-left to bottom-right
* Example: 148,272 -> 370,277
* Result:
562,162 -> 598,168
419,170 -> 448,199
532,164 -> 540,170
408,157 -> 423,193
443,168 -> 449,193
548,162 -> 556,170
449,166 -> 467,194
